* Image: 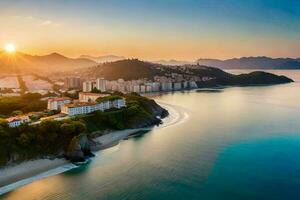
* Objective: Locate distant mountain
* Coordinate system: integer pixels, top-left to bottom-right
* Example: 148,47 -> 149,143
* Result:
85,59 -> 292,86
154,59 -> 195,66
79,55 -> 125,63
197,57 -> 300,69
0,52 -> 96,74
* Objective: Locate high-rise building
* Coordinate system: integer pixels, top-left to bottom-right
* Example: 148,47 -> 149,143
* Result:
64,77 -> 81,89
83,81 -> 93,92
96,78 -> 107,92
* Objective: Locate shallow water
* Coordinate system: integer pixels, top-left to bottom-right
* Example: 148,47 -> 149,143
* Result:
2,70 -> 300,200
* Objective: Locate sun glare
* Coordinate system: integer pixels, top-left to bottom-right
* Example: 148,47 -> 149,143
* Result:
4,43 -> 16,53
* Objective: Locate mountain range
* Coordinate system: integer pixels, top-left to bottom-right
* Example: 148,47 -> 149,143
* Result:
197,57 -> 300,69
0,52 -> 96,74
1,51 -> 300,75
79,55 -> 125,63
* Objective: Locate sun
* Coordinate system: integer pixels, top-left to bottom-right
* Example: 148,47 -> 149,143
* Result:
4,43 -> 16,53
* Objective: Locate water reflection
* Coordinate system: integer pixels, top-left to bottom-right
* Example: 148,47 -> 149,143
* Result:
2,70 -> 300,200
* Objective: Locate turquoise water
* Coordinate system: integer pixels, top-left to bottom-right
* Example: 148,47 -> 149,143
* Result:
2,70 -> 300,200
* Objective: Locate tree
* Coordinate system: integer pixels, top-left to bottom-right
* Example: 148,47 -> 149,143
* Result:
11,110 -> 23,116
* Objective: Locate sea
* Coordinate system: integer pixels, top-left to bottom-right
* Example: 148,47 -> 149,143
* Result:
1,70 -> 300,200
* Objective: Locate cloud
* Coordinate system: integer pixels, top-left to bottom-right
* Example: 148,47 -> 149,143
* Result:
41,20 -> 52,25
13,15 -> 61,27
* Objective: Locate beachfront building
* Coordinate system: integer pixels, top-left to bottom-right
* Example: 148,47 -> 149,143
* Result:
161,82 -> 173,91
61,98 -> 126,116
6,115 -> 30,128
189,81 -> 198,88
47,97 -> 72,110
79,92 -> 109,103
173,82 -> 182,90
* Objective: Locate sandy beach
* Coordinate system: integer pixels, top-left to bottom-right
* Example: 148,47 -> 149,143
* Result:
0,102 -> 188,195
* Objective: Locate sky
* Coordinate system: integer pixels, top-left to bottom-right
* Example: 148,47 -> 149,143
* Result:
0,0 -> 300,60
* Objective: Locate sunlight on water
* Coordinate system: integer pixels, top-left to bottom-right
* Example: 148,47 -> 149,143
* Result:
2,70 -> 300,200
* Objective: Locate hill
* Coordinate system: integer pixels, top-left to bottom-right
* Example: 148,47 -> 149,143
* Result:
0,52 -> 96,74
197,57 -> 300,69
85,59 -> 293,86
86,59 -> 163,80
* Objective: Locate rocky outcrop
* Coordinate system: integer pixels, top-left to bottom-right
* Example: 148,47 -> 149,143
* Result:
129,99 -> 169,129
66,134 -> 94,162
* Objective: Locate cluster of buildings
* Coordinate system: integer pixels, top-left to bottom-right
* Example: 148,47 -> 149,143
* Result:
81,77 -> 198,94
48,92 -> 126,116
5,92 -> 126,128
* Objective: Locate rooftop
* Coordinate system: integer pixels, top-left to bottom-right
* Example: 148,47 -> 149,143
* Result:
79,92 -> 109,97
48,97 -> 72,102
6,115 -> 29,123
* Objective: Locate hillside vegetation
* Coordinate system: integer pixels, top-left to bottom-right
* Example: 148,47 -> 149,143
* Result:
0,93 -> 168,166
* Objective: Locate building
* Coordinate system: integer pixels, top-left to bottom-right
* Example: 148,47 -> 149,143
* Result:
133,85 -> 140,93
79,92 -> 109,103
6,115 -> 30,128
47,97 -> 72,110
112,98 -> 126,108
140,85 -> 146,93
189,81 -> 198,88
61,98 -> 126,116
173,82 -> 182,90
183,81 -> 189,89
161,82 -> 173,91
83,81 -> 94,92
96,78 -> 107,92
64,77 -> 81,89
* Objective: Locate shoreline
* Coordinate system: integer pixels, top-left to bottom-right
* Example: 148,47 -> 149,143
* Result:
0,101 -> 187,195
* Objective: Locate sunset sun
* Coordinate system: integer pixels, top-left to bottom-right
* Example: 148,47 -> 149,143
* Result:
4,43 -> 16,53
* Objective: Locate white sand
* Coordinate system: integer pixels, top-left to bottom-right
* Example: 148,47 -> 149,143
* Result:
0,159 -> 69,187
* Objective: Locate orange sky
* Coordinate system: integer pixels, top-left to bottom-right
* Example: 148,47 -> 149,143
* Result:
1,1 -> 300,61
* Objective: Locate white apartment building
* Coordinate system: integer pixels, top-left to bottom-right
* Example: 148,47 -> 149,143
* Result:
47,97 -> 72,110
161,82 -> 173,91
189,81 -> 198,88
6,115 -> 30,128
96,78 -> 107,92
183,81 -> 189,89
140,85 -> 146,93
79,92 -> 109,103
133,85 -> 140,93
83,81 -> 95,92
173,82 -> 182,90
61,98 -> 126,116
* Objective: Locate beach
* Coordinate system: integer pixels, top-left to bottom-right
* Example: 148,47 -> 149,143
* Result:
0,102 -> 187,195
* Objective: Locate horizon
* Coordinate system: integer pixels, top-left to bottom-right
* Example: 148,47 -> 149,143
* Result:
2,50 -> 300,62
1,0 -> 300,60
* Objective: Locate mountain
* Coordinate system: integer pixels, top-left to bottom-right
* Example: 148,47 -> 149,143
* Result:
84,59 -> 292,86
154,59 -> 195,66
0,52 -> 96,74
197,57 -> 300,69
79,55 -> 125,63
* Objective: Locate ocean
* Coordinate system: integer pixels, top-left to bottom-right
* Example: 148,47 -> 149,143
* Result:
1,70 -> 300,200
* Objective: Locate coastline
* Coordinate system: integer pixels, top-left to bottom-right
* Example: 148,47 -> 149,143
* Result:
0,101 -> 187,195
